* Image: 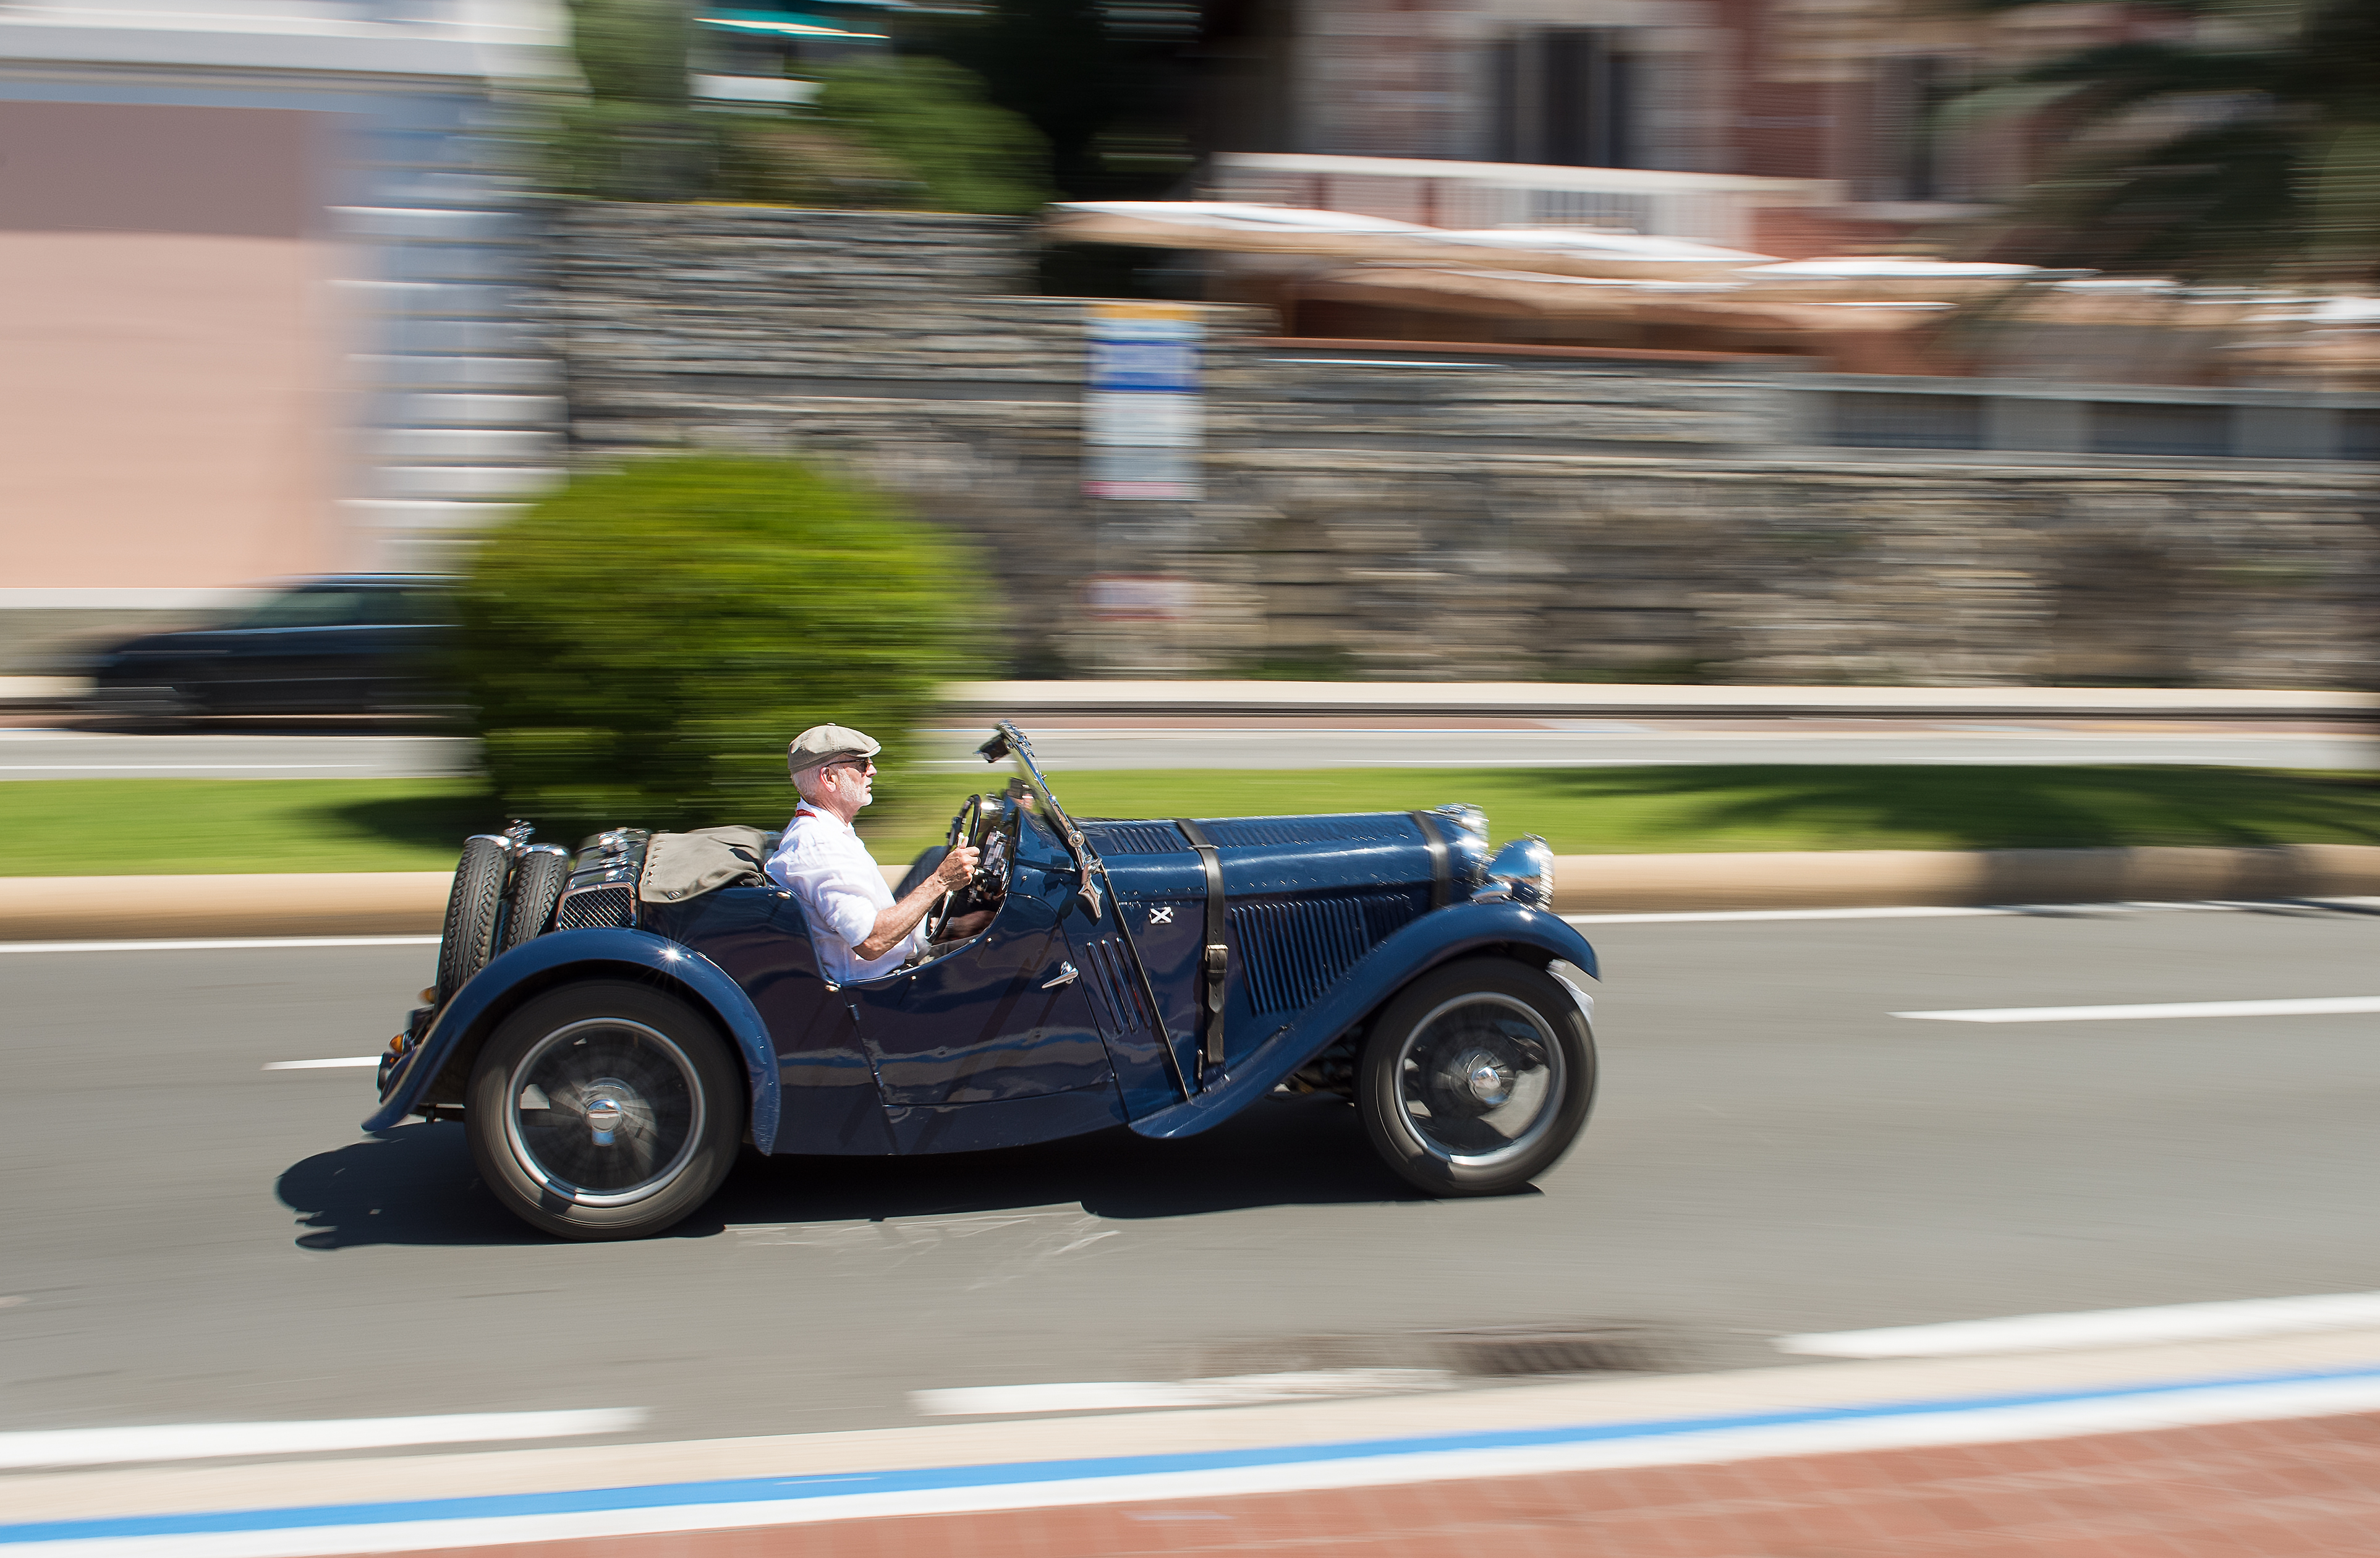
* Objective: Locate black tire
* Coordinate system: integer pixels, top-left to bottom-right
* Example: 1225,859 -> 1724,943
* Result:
501,844 -> 571,953
435,835 -> 509,1002
1357,957 -> 1596,1197
465,981 -> 742,1240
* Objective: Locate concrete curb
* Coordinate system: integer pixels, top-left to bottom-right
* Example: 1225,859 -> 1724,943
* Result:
7,846 -> 2379,939
1551,843 -> 2380,913
946,680 -> 2380,723
0,872 -> 453,941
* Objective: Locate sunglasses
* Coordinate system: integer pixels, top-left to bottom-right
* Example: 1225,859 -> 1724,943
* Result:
826,757 -> 876,777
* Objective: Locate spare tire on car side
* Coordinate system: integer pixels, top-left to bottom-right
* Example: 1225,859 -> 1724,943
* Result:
435,834 -> 511,1003
501,843 -> 571,953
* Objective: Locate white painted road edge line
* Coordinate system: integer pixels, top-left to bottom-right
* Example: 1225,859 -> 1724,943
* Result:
1780,1292 -> 2380,1359
262,1058 -> 383,1071
0,938 -> 442,955
914,1369 -> 1457,1417
12,1372 -> 2380,1557
1897,995 -> 2380,1024
0,1410 -> 647,1472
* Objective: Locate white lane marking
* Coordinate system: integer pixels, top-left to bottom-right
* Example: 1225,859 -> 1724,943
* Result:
263,1057 -> 383,1071
0,1408 -> 646,1470
1895,995 -> 2380,1024
1567,898 -> 2380,926
0,937 -> 441,955
1780,1292 -> 2380,1359
914,1369 -> 1456,1418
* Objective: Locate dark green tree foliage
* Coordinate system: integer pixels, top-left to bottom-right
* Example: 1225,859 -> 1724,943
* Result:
457,457 -> 973,832
907,0 -> 1201,200
1959,0 -> 2380,282
812,58 -> 1052,215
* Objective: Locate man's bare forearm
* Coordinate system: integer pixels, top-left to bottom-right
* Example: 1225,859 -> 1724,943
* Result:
855,878 -> 948,960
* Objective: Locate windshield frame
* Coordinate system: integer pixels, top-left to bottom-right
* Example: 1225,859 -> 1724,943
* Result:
977,722 -> 1102,917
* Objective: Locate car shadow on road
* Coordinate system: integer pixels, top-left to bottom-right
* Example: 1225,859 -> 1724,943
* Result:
276,1097 -> 1435,1249
276,1124 -> 543,1250
705,1095 -> 1431,1231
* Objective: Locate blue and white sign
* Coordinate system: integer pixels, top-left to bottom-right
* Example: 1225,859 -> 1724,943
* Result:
1084,302 -> 1202,500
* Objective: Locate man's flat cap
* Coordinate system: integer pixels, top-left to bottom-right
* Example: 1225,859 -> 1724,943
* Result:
788,723 -> 882,777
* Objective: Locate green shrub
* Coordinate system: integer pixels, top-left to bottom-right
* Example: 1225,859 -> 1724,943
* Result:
457,456 -> 976,833
814,58 -> 1051,216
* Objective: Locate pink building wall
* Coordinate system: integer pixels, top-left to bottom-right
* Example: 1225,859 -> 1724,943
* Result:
0,102 -> 343,590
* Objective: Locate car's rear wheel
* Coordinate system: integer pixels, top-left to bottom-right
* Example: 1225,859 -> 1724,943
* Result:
1357,958 -> 1595,1196
435,835 -> 509,1002
466,981 -> 741,1240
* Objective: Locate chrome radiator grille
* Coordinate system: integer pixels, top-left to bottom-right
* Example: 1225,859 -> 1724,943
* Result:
1230,891 -> 1427,1015
554,883 -> 635,932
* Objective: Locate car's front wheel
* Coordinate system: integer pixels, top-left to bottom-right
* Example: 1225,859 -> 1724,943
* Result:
465,981 -> 742,1240
1358,958 -> 1595,1196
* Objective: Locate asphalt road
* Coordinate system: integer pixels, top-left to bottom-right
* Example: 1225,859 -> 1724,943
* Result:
5,905 -> 2378,1456
0,721 -> 2368,778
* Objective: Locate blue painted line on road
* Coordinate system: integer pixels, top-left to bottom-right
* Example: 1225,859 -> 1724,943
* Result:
6,1363 -> 2380,1546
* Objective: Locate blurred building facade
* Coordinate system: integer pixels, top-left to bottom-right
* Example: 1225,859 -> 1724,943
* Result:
0,0 -> 564,666
1259,0 -> 2128,254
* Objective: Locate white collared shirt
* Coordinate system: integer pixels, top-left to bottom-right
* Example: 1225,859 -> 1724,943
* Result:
765,803 -> 925,985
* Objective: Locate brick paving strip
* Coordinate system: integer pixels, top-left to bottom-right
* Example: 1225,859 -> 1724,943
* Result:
10,1332 -> 2380,1557
425,1411 -> 2380,1557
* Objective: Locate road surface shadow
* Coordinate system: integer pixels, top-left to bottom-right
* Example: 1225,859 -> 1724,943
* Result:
707,1094 -> 1430,1230
276,1124 -> 542,1250
276,1096 -> 1435,1249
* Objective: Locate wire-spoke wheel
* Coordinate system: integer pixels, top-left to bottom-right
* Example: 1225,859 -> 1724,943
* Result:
1358,958 -> 1595,1196
467,981 -> 741,1240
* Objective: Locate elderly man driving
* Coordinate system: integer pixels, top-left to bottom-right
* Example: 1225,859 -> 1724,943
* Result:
766,723 -> 992,984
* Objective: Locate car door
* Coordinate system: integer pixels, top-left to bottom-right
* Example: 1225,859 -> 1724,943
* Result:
844,887 -> 1113,1109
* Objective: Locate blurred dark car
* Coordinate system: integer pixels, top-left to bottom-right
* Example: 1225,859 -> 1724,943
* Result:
83,574 -> 453,723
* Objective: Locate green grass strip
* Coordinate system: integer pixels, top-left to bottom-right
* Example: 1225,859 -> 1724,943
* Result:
7,766 -> 2375,877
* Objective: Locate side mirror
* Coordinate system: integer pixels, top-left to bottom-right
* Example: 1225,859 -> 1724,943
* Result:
975,731 -> 1011,763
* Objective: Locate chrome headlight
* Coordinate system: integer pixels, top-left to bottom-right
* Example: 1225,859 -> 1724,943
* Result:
1431,802 -> 1489,888
1479,835 -> 1555,908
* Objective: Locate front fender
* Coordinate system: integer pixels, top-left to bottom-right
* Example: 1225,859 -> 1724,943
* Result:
362,927 -> 781,1152
1129,898 -> 1597,1140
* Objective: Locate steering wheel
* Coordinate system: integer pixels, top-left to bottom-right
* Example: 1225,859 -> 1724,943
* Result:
924,794 -> 1011,943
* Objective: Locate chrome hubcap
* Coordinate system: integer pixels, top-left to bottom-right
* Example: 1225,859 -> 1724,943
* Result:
1458,1050 -> 1514,1107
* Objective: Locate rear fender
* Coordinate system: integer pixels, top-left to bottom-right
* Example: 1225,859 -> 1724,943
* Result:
1128,899 -> 1596,1140
362,927 -> 781,1152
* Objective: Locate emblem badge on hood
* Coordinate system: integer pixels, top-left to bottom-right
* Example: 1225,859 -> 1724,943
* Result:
1148,905 -> 1175,924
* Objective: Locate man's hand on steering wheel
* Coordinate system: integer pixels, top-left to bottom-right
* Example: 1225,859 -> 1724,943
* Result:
932,843 -> 982,895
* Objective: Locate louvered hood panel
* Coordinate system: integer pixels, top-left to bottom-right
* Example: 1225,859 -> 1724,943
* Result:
1088,812 -> 1439,900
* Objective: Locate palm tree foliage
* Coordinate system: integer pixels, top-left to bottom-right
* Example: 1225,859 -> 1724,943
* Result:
1957,0 -> 2380,282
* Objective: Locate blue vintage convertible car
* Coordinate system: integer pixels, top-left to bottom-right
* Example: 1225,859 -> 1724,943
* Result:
371,724 -> 1599,1240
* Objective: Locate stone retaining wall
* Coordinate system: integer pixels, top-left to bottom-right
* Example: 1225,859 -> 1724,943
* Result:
549,204 -> 2380,687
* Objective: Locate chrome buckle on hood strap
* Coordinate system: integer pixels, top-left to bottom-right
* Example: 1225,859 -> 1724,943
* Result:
1176,819 -> 1230,1082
